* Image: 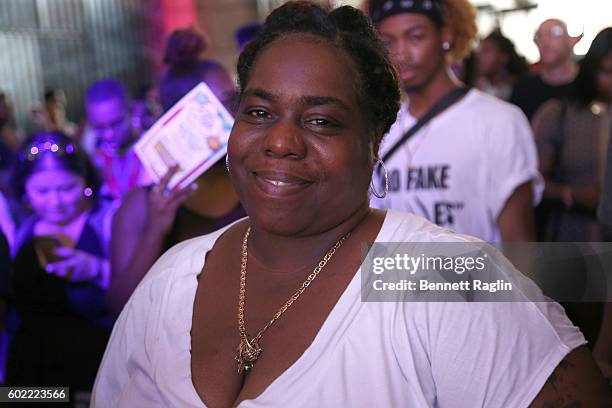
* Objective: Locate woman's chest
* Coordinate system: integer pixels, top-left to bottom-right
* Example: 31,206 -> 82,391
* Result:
190,253 -> 360,407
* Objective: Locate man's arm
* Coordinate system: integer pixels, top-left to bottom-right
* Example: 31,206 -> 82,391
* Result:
528,346 -> 611,407
497,181 -> 535,242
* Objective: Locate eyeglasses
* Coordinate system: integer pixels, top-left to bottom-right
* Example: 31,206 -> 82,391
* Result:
19,140 -> 76,162
534,25 -> 567,43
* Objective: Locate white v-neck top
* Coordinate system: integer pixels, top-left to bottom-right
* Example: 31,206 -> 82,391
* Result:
92,211 -> 585,408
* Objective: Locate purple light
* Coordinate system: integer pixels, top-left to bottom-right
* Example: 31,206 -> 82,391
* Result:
30,146 -> 39,155
83,187 -> 93,197
66,144 -> 74,154
43,142 -> 52,150
51,144 -> 59,152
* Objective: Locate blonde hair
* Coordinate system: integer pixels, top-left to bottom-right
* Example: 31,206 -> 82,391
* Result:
442,0 -> 478,63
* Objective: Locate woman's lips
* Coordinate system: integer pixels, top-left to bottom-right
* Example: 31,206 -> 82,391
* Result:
252,170 -> 313,197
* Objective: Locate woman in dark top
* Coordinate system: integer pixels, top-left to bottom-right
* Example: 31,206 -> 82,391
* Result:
6,131 -> 114,403
475,30 -> 528,101
533,28 -> 612,242
108,28 -> 245,316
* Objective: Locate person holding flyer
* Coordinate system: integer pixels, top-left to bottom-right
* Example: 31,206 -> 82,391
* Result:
93,3 -> 610,407
107,29 -> 245,316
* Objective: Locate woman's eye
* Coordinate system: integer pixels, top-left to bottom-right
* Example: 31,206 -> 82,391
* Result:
246,109 -> 270,119
59,184 -> 77,192
307,118 -> 336,128
380,36 -> 393,49
408,31 -> 425,43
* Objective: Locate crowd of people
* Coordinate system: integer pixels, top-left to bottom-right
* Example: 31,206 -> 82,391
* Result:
0,0 -> 610,406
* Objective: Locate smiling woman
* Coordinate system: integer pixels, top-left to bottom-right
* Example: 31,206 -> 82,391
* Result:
91,2 -> 610,408
230,37 -> 374,237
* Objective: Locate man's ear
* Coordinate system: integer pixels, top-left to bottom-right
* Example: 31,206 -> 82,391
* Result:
440,26 -> 454,50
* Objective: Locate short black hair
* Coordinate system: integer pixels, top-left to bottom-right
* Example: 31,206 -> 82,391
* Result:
236,1 -> 401,150
13,131 -> 101,201
85,79 -> 127,107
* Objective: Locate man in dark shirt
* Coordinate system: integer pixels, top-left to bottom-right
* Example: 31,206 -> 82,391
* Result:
510,19 -> 580,120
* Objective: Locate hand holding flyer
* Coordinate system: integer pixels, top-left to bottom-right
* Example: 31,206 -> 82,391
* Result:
135,82 -> 234,190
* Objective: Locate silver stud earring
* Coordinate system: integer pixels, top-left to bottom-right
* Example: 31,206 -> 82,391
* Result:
370,158 -> 388,199
442,41 -> 450,51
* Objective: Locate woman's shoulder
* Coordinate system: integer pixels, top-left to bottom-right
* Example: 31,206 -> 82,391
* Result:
12,214 -> 37,258
382,210 -> 479,244
533,98 -> 569,124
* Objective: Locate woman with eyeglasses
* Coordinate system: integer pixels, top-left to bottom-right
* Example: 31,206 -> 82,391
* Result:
5,131 -> 114,404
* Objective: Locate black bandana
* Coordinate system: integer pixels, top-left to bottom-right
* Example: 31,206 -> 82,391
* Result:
369,0 -> 445,27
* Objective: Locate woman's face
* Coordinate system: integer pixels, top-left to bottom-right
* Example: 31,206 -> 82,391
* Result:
596,53 -> 612,103
477,39 -> 506,77
25,158 -> 87,225
229,35 -> 373,236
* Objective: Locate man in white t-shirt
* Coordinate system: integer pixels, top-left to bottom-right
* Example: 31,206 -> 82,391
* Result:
368,0 -> 541,243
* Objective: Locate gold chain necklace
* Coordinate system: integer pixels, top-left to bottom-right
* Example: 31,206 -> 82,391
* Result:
235,226 -> 349,374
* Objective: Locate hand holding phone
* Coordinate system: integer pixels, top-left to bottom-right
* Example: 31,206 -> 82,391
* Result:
45,247 -> 103,283
33,235 -> 70,268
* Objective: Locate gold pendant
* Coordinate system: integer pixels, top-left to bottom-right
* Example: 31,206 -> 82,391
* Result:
235,336 -> 262,374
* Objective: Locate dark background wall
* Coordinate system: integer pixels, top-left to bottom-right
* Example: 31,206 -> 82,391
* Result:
0,0 -> 152,131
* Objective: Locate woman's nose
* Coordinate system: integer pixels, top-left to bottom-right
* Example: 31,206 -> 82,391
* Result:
48,190 -> 61,206
263,119 -> 307,159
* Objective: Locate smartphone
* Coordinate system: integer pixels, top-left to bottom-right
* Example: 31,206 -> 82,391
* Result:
33,235 -> 69,268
